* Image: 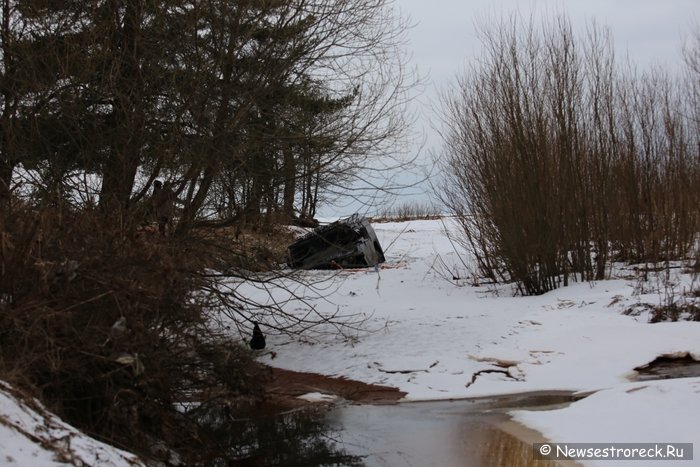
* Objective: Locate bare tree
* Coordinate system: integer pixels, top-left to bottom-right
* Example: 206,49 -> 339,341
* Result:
170,0 -> 416,234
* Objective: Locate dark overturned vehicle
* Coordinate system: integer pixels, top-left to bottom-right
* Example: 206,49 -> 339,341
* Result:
288,214 -> 386,270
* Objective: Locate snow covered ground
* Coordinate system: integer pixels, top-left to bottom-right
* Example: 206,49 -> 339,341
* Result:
238,218 -> 700,465
2,217 -> 698,465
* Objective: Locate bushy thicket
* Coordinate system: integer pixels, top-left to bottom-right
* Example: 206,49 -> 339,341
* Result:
439,16 -> 700,295
0,206 -> 270,464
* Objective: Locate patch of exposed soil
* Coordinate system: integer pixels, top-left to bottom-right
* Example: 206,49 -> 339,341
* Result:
263,367 -> 406,409
632,352 -> 700,381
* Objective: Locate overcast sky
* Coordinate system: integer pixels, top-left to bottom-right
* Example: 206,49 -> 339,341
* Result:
385,0 -> 700,208
401,0 -> 699,92
325,1 -> 700,216
400,1 -> 698,141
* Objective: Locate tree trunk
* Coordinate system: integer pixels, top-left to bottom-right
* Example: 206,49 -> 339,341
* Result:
0,158 -> 14,203
282,147 -> 296,219
175,165 -> 216,237
0,0 -> 16,204
99,0 -> 144,216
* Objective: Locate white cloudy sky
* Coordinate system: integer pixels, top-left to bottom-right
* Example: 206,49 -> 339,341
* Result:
381,0 -> 700,210
401,0 -> 699,92
323,1 -> 700,216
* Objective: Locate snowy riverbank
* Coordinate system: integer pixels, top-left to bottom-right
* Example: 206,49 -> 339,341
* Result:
245,218 -> 700,464
2,218 -> 698,465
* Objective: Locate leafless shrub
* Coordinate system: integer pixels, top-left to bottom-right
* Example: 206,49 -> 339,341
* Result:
0,206 -> 276,463
437,14 -> 700,295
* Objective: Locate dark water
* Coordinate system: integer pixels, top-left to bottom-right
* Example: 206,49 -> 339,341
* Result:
633,354 -> 700,381
320,356 -> 700,467
192,392 -> 581,466
193,404 -> 364,466
325,392 -> 582,467
194,354 -> 700,467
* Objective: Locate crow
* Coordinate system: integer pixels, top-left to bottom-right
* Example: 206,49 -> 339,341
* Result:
250,321 -> 266,350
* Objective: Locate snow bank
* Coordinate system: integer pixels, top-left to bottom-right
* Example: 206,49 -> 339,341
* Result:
0,382 -> 143,467
511,378 -> 700,466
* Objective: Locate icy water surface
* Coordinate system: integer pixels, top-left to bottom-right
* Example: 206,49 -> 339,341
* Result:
197,391 -> 584,465
326,392 -> 583,467
198,358 -> 700,465
329,355 -> 700,467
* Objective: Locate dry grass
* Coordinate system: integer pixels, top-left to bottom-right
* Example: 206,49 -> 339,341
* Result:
371,201 -> 442,222
191,223 -> 298,271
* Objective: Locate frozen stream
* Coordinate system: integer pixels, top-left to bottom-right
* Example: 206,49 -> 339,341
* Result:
326,391 -> 584,467
324,355 -> 700,467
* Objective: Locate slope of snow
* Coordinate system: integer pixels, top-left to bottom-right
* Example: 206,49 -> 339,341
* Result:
243,219 -> 700,398
0,382 -> 143,467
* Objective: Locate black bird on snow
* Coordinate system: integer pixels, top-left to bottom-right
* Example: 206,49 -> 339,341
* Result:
250,321 -> 266,350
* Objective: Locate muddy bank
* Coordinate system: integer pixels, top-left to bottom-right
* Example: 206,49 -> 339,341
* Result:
263,366 -> 407,408
632,353 -> 700,381
263,365 -> 587,409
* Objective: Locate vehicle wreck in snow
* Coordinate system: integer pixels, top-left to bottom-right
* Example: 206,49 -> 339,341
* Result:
287,214 -> 386,270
